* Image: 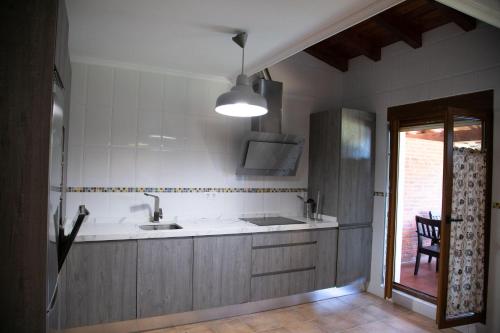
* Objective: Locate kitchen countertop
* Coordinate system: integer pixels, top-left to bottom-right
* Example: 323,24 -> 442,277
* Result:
73,215 -> 338,242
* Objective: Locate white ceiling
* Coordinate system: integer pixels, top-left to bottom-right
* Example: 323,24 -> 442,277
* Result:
67,0 -> 402,80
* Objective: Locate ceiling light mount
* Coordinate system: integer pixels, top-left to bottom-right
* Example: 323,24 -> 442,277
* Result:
215,32 -> 268,117
232,31 -> 247,49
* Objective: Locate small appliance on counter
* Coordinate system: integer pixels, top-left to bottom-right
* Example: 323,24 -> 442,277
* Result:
297,195 -> 315,219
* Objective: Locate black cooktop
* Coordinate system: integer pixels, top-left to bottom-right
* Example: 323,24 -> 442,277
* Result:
240,216 -> 306,226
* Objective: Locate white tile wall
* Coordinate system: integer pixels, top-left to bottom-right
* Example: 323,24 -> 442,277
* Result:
67,63 -> 317,222
339,22 -> 500,333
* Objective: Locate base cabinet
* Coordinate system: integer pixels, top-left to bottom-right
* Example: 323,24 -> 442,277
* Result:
250,229 -> 337,301
137,238 -> 193,318
193,235 -> 252,310
336,225 -> 372,286
316,229 -> 338,289
63,241 -> 137,328
62,229 -> 340,327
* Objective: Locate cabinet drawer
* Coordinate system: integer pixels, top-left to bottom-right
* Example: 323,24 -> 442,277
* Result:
252,243 -> 316,275
250,269 -> 315,301
252,230 -> 317,247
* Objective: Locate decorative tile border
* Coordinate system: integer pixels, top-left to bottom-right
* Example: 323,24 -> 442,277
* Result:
50,185 -> 63,193
493,202 -> 500,209
67,187 -> 308,193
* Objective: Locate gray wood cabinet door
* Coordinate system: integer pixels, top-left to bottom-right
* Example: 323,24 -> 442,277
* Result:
64,241 -> 137,328
137,238 -> 193,318
193,235 -> 252,310
338,108 -> 376,226
315,229 -> 338,289
336,225 -> 372,286
308,111 -> 341,217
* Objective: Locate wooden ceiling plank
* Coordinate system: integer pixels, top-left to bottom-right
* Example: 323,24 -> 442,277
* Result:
338,34 -> 381,62
425,0 -> 476,31
373,14 -> 423,48
305,48 -> 349,72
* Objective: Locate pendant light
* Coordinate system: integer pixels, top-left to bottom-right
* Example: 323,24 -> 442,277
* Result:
215,32 -> 268,117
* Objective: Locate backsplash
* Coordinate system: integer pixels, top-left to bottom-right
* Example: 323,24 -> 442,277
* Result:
66,62 -> 313,223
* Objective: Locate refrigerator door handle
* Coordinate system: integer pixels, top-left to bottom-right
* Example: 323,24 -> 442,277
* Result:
57,205 -> 90,270
46,279 -> 58,314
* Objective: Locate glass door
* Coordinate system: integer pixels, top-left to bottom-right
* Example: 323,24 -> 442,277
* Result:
384,91 -> 493,330
437,108 -> 493,328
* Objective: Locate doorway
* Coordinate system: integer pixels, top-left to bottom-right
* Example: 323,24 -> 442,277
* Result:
393,124 -> 444,300
384,91 -> 493,329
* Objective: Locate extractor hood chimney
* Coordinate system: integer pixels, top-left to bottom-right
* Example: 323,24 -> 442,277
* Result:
235,75 -> 304,176
251,79 -> 283,133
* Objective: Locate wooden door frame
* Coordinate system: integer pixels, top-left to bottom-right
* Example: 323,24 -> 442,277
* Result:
384,90 -> 494,328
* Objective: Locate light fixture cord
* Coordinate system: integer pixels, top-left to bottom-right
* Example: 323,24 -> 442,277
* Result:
241,45 -> 245,75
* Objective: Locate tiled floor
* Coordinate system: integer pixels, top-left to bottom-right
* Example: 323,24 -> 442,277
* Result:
144,292 -> 456,333
400,259 -> 439,297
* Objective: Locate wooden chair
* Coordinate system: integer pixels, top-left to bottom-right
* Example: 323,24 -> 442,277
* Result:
414,216 -> 440,275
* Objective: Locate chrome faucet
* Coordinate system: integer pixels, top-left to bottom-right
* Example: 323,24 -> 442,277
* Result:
144,193 -> 163,223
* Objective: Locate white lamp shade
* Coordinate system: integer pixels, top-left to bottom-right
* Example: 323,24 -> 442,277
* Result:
215,74 -> 268,117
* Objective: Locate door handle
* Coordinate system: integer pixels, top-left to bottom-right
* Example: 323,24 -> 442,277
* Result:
446,216 -> 463,224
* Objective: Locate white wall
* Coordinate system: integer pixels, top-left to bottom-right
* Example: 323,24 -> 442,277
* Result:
340,22 -> 500,333
66,54 -> 341,223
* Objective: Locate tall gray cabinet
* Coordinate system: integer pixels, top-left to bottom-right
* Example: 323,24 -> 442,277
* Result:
308,108 -> 375,287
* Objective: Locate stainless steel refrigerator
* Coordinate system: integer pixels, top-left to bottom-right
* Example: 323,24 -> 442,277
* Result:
46,74 -> 89,332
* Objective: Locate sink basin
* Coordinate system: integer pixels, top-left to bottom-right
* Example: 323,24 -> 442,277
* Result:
139,223 -> 182,231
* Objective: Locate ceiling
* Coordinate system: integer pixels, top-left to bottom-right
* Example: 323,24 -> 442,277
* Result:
66,0 -> 404,80
305,0 -> 477,72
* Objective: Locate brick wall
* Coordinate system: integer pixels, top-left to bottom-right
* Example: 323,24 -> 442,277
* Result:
401,135 -> 443,263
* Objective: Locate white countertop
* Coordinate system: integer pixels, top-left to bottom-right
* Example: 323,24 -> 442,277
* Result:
73,215 -> 338,242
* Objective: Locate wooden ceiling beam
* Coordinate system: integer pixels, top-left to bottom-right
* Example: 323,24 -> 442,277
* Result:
305,47 -> 348,72
337,34 -> 381,62
373,14 -> 423,48
426,0 -> 476,31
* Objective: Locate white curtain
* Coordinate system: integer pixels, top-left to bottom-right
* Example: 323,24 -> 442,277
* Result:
446,147 -> 486,316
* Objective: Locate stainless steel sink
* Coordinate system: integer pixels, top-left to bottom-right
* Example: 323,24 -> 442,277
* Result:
139,223 -> 182,231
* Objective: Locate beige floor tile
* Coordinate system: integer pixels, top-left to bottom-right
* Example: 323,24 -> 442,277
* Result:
283,320 -> 327,333
382,316 -> 437,333
173,323 -> 217,333
259,328 -> 290,333
209,318 -> 255,333
360,303 -> 408,321
239,312 -> 283,332
340,320 -> 401,333
312,317 -> 357,333
145,328 -> 177,333
336,293 -> 384,308
293,303 -> 334,321
316,298 -> 355,314
265,308 -> 308,326
147,293 -> 458,333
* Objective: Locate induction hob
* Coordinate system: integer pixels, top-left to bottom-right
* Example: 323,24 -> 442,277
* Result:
240,216 -> 306,226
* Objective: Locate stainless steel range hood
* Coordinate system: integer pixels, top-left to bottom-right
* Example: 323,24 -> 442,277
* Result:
236,78 -> 304,176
